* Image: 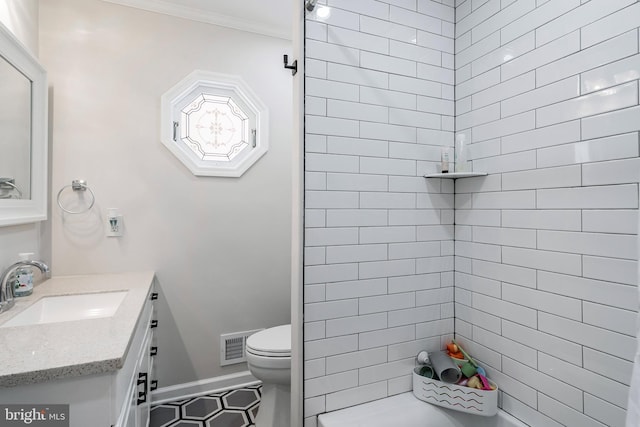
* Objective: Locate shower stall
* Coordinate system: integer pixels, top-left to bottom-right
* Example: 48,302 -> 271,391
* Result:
300,1 -> 640,426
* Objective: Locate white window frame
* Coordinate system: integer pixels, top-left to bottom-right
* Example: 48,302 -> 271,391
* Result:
161,70 -> 269,177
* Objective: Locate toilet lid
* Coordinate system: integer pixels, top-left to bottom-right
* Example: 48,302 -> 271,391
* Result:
246,324 -> 291,357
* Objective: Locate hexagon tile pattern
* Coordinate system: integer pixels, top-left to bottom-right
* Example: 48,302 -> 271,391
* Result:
150,386 -> 261,427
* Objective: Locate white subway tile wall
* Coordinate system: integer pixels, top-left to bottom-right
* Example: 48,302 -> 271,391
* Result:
455,1 -> 639,427
304,0 -> 639,426
304,1 -> 455,425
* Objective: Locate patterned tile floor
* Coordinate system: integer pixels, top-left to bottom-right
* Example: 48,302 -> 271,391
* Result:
150,385 -> 262,427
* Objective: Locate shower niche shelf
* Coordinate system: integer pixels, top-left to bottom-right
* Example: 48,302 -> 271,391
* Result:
424,172 -> 487,179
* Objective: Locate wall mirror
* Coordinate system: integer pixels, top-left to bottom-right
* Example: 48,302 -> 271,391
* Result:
0,20 -> 47,226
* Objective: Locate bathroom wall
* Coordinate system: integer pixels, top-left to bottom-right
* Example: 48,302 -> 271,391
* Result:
303,1 -> 456,424
455,1 -> 639,426
0,0 -> 48,276
39,0 -> 292,387
0,0 -> 38,54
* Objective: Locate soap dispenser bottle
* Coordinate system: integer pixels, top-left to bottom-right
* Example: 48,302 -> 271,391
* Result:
13,252 -> 35,297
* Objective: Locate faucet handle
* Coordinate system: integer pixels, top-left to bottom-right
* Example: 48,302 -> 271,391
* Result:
0,279 -> 15,312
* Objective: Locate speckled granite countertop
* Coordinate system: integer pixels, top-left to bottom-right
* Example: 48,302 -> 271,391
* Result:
0,271 -> 155,387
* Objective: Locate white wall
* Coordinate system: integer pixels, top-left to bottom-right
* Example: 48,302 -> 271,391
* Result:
454,1 -> 639,426
39,0 -> 292,387
0,0 -> 47,277
303,1 -> 456,425
0,0 -> 38,55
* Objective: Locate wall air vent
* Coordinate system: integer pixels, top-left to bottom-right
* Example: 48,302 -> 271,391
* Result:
220,329 -> 263,366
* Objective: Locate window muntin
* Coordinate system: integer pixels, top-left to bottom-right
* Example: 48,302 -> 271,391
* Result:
181,94 -> 250,162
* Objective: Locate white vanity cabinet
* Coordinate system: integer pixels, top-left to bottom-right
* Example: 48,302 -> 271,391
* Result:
0,273 -> 157,427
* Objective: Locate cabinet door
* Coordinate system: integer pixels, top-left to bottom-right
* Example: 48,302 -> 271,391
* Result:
136,328 -> 153,427
122,388 -> 136,427
117,328 -> 150,427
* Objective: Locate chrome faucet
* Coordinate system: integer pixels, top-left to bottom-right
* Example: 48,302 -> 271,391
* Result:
0,260 -> 50,313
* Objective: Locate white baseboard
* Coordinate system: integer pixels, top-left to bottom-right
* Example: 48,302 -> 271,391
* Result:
151,371 -> 260,405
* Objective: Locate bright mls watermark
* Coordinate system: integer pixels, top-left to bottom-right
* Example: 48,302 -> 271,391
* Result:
0,405 -> 69,426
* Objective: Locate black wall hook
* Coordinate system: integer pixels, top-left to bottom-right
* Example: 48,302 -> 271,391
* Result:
283,55 -> 298,76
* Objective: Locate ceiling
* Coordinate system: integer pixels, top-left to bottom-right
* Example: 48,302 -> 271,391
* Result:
101,0 -> 293,40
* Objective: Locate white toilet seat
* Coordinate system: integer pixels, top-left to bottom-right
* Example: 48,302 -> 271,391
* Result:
246,351 -> 291,370
246,324 -> 291,357
247,348 -> 290,358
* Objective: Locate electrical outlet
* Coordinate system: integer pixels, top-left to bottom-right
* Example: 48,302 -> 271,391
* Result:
106,208 -> 124,237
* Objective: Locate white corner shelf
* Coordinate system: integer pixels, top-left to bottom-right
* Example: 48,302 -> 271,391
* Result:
424,172 -> 488,179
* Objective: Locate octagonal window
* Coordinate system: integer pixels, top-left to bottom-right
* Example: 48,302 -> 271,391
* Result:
161,70 -> 269,177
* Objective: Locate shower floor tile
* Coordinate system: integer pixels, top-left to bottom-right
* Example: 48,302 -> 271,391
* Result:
150,385 -> 262,427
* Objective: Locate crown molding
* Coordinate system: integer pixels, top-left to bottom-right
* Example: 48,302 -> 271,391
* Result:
100,0 -> 291,41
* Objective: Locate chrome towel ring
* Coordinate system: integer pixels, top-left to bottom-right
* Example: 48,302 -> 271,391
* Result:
56,179 -> 95,214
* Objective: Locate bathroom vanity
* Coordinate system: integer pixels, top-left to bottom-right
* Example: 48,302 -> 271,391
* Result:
0,271 -> 157,427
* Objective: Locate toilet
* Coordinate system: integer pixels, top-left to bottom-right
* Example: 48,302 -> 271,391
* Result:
246,324 -> 291,427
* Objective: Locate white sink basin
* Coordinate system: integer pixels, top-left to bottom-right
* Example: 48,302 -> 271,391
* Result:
0,291 -> 128,328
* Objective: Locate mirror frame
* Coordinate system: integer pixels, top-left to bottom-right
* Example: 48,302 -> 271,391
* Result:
0,20 -> 47,226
